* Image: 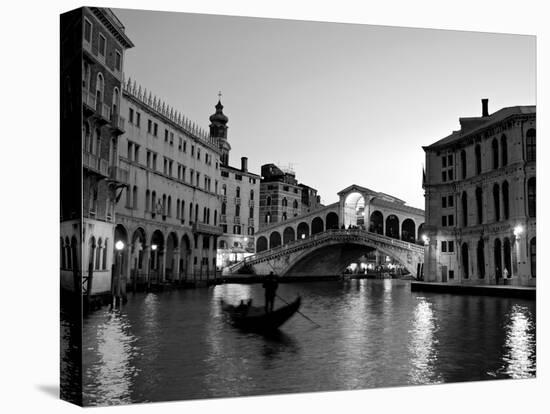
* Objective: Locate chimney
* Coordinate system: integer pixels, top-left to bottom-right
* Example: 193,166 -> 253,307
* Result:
241,157 -> 248,172
481,98 -> 489,117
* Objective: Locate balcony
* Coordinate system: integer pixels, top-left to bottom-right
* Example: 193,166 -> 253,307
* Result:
82,88 -> 96,115
94,101 -> 111,124
108,166 -> 129,185
248,218 -> 255,226
192,222 -> 223,236
220,214 -> 227,224
221,195 -> 227,203
235,197 -> 241,205
248,199 -> 255,207
109,112 -> 126,135
83,151 -> 109,177
234,216 -> 241,225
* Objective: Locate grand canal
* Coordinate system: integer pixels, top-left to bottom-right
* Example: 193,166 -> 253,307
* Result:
70,280 -> 535,406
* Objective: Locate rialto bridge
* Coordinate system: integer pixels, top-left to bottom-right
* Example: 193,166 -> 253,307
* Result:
228,185 -> 426,278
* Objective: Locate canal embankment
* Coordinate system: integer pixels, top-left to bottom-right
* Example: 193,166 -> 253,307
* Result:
411,281 -> 535,299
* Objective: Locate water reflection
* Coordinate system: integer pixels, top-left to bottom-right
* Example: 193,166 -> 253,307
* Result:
83,311 -> 139,405
501,304 -> 536,378
408,298 -> 442,384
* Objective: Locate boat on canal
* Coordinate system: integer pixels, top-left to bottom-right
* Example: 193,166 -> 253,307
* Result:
220,296 -> 301,332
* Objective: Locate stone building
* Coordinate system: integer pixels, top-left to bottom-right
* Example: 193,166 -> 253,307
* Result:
422,99 -> 536,286
213,101 -> 261,269
259,164 -> 321,229
61,7 -> 134,297
114,80 -> 223,285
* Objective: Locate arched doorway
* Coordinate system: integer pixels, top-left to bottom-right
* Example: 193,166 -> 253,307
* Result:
114,224 -> 129,278
494,238 -> 502,283
283,227 -> 295,244
344,192 -> 365,228
180,234 -> 191,280
311,217 -> 324,234
461,242 -> 469,279
150,230 -> 165,282
326,212 -> 339,230
477,238 -> 485,279
256,236 -> 268,252
269,231 -> 281,249
131,227 -> 146,276
401,219 -> 415,243
297,222 -> 309,239
503,238 -> 512,278
530,237 -> 536,278
165,232 -> 178,281
385,215 -> 399,239
369,211 -> 383,234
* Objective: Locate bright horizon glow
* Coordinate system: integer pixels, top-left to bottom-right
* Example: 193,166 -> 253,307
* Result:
114,8 -> 535,210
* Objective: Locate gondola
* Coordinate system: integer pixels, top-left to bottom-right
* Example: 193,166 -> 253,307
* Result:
220,296 -> 301,332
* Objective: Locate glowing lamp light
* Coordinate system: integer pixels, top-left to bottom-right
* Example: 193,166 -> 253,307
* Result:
421,234 -> 429,245
151,244 -> 158,251
513,225 -> 524,238
301,234 -> 305,239
115,240 -> 125,251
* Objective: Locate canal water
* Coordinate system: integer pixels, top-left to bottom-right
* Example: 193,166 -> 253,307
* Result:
74,280 -> 535,406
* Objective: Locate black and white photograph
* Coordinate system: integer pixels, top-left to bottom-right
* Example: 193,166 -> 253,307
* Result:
57,4 -> 540,407
4,1 -> 545,412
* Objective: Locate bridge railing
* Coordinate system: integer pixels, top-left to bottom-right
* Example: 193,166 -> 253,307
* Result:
228,228 -> 424,272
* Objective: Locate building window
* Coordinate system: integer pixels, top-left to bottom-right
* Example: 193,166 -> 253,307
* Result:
266,196 -> 272,206
442,215 -> 447,227
492,138 -> 499,170
501,135 -> 508,166
282,198 -> 288,207
136,112 -> 141,127
448,215 -> 454,226
293,200 -> 299,209
236,187 -> 241,198
250,189 -> 254,200
476,187 -> 483,224
147,119 -> 152,134
461,191 -> 468,227
502,181 -> 509,220
249,206 -> 254,218
164,129 -> 169,142
527,177 -> 536,217
441,241 -> 447,252
115,51 -> 122,71
98,33 -> 106,58
129,108 -> 134,124
235,205 -> 240,217
530,237 -> 536,278
447,195 -> 454,207
461,242 -> 469,279
526,129 -> 536,162
153,123 -> 158,136
448,241 -> 454,252
460,150 -> 467,179
475,144 -> 482,175
83,18 -> 92,44
477,239 -> 485,278
493,183 -> 500,222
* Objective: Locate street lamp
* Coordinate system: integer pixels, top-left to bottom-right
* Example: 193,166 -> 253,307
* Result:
301,234 -> 305,239
115,240 -> 125,251
422,234 -> 429,245
513,225 -> 524,239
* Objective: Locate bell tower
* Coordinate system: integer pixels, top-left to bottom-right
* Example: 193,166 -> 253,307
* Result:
209,93 -> 231,165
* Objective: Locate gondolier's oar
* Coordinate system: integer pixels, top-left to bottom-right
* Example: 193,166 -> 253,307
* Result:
276,294 -> 321,328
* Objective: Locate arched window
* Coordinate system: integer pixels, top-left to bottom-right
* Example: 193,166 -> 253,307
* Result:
282,197 -> 288,207
88,237 -> 96,270
176,199 -> 180,219
145,190 -> 150,212
95,238 -> 102,270
102,239 -> 108,270
293,200 -> 299,209
266,196 -> 272,206
195,204 -> 199,222
530,237 -> 536,278
250,189 -> 254,200
494,239 -> 502,281
461,191 -> 468,227
493,183 -> 500,222
460,150 -> 467,179
162,194 -> 167,215
181,200 -> 185,220
222,184 -> 227,196
112,87 -> 120,116
60,238 -> 66,269
527,177 -> 536,217
94,128 -> 101,156
461,242 -> 469,279
214,209 -> 217,226
203,207 -> 207,222
236,186 -> 241,198
502,181 -> 509,220
269,232 -> 281,248
257,236 -> 268,252
476,187 -> 483,224
167,195 -> 172,216
151,191 -> 156,213
501,135 -> 508,166
526,129 -> 536,162
265,212 -> 271,223
133,185 -> 138,209
83,122 -> 91,153
475,144 -> 482,175
503,238 -> 512,277
235,204 -> 240,217
282,212 -> 287,220
221,202 -> 226,215
189,202 -> 193,222
477,239 -> 485,279
95,72 -> 104,107
492,138 -> 499,170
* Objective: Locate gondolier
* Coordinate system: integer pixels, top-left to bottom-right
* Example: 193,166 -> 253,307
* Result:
263,271 -> 279,313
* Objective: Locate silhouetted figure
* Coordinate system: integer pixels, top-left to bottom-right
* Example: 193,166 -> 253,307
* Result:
263,272 -> 279,313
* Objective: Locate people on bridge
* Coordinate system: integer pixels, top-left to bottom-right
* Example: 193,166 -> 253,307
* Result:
263,271 -> 279,313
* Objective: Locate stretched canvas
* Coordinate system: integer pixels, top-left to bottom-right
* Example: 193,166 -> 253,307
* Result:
60,6 -> 536,407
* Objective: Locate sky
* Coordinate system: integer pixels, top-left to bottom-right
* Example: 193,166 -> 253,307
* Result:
114,8 -> 535,209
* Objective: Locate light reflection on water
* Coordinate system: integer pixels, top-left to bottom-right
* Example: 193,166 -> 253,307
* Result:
501,304 -> 536,378
77,280 -> 536,406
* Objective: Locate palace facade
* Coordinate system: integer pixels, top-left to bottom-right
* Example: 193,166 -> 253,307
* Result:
422,99 -> 536,286
61,7 -> 134,297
